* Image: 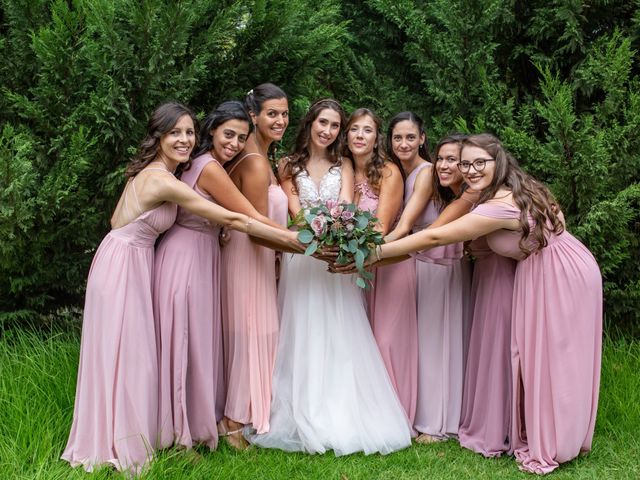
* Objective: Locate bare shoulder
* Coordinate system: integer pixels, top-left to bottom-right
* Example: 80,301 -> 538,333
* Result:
238,152 -> 270,177
340,158 -> 354,174
381,162 -> 403,186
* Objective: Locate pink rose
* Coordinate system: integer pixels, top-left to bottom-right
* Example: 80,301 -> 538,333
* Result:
330,204 -> 344,219
310,214 -> 327,237
325,199 -> 338,210
341,210 -> 354,221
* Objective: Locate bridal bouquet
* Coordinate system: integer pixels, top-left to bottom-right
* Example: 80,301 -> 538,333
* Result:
289,199 -> 384,288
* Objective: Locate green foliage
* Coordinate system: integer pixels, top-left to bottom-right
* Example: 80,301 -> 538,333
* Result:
0,0 -> 639,331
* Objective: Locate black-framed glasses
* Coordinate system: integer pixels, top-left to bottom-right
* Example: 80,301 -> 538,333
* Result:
457,158 -> 495,173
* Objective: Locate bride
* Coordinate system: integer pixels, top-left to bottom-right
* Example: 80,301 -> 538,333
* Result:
247,99 -> 412,455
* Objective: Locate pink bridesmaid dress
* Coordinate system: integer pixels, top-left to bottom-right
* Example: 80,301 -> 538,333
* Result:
410,168 -> 466,438
220,154 -> 288,434
471,201 -> 602,474
62,169 -> 177,474
458,235 -> 517,456
153,153 -> 225,450
356,178 -> 418,427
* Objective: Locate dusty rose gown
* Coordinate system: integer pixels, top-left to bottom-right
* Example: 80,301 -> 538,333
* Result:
153,153 -> 225,450
471,201 -> 602,474
62,169 -> 177,473
411,166 -> 467,438
356,179 -> 418,428
220,153 -> 288,434
458,235 -> 517,456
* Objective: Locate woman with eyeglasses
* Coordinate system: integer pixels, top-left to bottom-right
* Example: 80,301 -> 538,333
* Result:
385,133 -> 474,443
368,133 -> 602,474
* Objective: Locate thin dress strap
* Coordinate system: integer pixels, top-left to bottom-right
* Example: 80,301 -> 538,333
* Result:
123,167 -> 173,218
122,177 -> 143,219
227,152 -> 264,176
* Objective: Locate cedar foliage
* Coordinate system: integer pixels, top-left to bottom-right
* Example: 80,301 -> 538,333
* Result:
1,0 -> 638,332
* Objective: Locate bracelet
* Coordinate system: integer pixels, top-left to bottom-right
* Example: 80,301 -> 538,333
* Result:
375,245 -> 382,262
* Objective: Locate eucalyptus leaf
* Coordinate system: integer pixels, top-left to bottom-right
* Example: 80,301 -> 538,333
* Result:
356,215 -> 369,229
304,241 -> 318,256
355,248 -> 365,269
297,229 -> 315,244
356,277 -> 367,289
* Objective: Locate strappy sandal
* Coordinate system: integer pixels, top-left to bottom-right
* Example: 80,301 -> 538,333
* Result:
218,420 -> 249,451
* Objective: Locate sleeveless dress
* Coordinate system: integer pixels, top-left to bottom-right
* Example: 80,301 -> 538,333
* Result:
220,153 -> 288,434
411,178 -> 467,439
355,178 -> 418,431
62,169 -> 177,474
153,153 -> 225,451
471,201 -> 602,474
248,166 -> 412,455
458,235 -> 516,457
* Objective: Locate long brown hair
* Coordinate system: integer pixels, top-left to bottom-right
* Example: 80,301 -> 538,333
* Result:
462,133 -> 564,256
346,108 -> 401,193
431,134 -> 467,210
281,99 -> 347,187
126,102 -> 198,178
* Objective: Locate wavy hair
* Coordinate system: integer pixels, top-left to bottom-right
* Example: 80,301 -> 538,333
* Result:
346,108 -> 400,193
386,111 -> 430,171
126,102 -> 198,178
431,133 -> 467,210
462,133 -> 564,256
192,100 -> 252,159
281,98 -> 347,188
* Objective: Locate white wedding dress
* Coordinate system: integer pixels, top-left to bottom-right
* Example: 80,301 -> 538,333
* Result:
247,166 -> 412,455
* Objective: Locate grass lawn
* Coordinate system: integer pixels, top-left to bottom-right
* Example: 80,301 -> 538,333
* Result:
0,329 -> 638,479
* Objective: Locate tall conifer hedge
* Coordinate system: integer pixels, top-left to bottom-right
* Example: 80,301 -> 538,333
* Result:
1,0 -> 638,332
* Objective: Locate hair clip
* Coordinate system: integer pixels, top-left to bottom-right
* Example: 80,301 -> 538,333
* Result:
247,89 -> 254,96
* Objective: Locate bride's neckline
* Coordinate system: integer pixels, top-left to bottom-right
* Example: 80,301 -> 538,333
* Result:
301,166 -> 337,191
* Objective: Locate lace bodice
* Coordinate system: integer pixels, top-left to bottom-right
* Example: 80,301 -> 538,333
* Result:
295,166 -> 342,208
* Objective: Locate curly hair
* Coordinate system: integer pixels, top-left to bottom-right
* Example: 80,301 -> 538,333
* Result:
431,133 -> 467,210
462,133 -> 564,256
345,108 -> 400,194
281,99 -> 347,189
126,102 -> 198,178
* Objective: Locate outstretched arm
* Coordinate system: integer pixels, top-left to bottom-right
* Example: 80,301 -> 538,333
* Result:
386,165 -> 433,241
379,212 -> 516,260
198,161 -> 283,230
156,174 -> 302,252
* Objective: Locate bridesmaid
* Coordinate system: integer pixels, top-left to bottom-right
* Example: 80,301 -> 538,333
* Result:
372,133 -> 602,474
458,218 -> 517,454
220,83 -> 290,448
346,108 -> 417,427
62,102 -> 300,473
386,134 -> 469,443
153,101 -> 290,452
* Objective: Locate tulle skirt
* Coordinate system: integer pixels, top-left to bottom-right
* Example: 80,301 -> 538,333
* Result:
247,253 -> 412,455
